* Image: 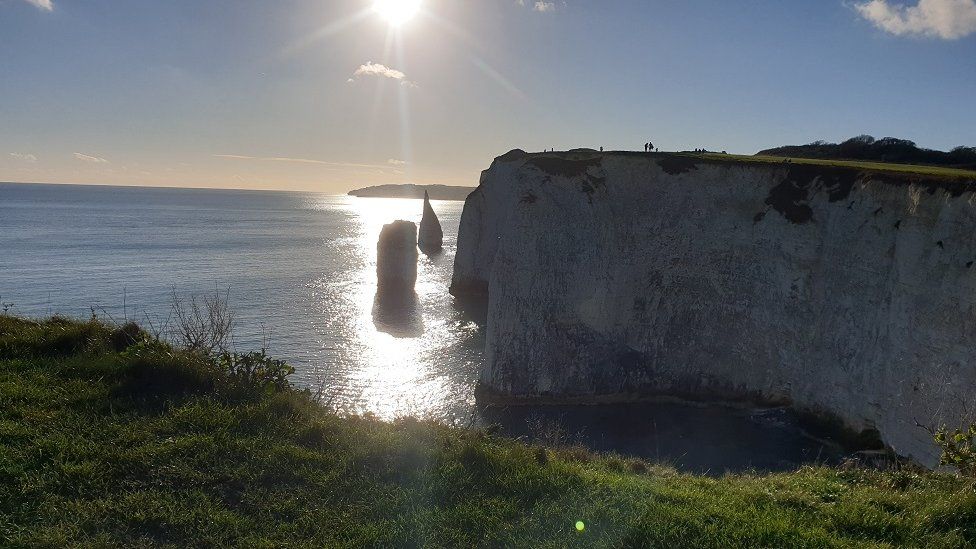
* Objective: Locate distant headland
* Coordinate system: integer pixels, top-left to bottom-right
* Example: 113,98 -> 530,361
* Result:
348,184 -> 475,201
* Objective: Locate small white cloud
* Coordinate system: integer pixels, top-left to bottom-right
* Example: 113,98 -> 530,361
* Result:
355,61 -> 406,80
533,1 -> 555,12
387,158 -> 407,166
9,152 -> 37,163
855,0 -> 976,39
349,61 -> 418,87
73,152 -> 109,164
23,0 -> 53,11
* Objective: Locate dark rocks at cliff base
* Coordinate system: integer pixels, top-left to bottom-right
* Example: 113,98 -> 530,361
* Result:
418,191 -> 443,255
377,220 -> 418,291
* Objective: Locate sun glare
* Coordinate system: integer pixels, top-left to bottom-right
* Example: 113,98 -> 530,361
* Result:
373,0 -> 421,26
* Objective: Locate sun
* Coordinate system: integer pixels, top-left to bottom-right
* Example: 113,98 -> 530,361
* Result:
373,0 -> 421,26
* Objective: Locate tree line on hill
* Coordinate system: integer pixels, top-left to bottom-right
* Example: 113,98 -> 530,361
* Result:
758,135 -> 976,170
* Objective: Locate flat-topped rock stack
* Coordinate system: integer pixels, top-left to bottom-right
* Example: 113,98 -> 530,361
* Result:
377,220 -> 418,292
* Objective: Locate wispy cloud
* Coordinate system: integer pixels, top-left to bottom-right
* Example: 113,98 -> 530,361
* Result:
515,1 -> 561,13
854,0 -> 976,39
9,152 -> 37,163
213,154 -> 259,161
22,0 -> 53,11
214,154 -> 389,170
387,158 -> 407,166
73,152 -> 109,164
349,61 -> 418,87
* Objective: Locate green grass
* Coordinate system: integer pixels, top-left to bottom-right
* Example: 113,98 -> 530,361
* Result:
691,152 -> 976,180
2,315 -> 975,547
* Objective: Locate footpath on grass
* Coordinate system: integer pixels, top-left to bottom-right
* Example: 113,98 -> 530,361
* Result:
1,315 -> 974,547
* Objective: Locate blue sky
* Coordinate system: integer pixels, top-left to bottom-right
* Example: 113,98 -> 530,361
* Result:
1,0 -> 974,191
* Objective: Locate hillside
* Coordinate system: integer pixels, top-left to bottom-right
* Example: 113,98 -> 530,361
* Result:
1,315 -> 975,547
757,136 -> 976,171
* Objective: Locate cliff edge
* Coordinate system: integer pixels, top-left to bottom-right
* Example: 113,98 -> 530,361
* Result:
452,149 -> 976,465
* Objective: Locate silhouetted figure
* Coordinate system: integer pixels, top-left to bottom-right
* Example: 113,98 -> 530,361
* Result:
649,142 -> 654,151
600,146 -> 603,152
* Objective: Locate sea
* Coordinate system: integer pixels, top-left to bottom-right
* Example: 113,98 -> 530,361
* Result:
0,182 -> 845,473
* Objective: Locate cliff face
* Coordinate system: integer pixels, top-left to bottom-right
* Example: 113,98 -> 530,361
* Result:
452,150 -> 976,464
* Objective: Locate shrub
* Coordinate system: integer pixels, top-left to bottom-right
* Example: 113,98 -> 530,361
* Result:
119,340 -> 221,400
170,288 -> 234,354
217,350 -> 295,392
110,321 -> 147,351
934,424 -> 976,476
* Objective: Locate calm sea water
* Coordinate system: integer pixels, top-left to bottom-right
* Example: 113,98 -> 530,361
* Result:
0,182 -> 843,473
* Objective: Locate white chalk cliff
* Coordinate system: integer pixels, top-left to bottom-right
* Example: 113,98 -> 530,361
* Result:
451,149 -> 976,465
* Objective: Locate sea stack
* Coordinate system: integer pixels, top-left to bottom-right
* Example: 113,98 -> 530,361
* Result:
376,220 -> 418,291
418,190 -> 443,255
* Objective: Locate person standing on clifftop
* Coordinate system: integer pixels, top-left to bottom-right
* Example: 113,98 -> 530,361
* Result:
644,143 -> 648,152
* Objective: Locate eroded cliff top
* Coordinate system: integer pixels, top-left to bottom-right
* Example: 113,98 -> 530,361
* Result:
486,149 -> 976,226
492,149 -> 976,185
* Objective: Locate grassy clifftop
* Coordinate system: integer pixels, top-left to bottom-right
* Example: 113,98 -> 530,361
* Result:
703,152 -> 976,180
2,316 -> 975,547
521,149 -> 976,181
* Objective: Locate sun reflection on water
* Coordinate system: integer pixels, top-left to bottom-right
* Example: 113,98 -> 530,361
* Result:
311,196 -> 462,420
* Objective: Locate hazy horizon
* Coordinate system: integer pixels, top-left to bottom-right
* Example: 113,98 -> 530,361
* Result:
3,0 -> 975,192
0,179 -> 476,194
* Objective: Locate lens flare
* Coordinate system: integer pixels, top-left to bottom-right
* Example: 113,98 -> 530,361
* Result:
373,0 -> 421,26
